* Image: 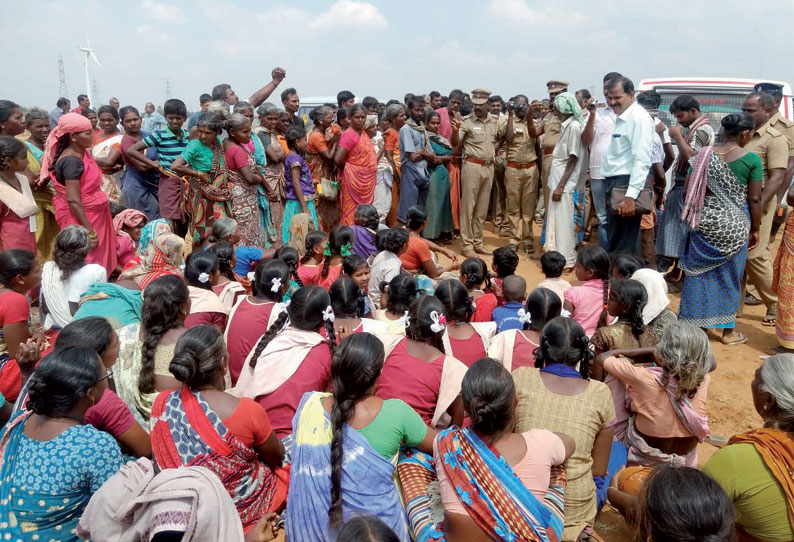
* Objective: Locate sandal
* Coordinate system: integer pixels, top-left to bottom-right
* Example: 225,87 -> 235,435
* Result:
721,332 -> 748,346
762,315 -> 777,327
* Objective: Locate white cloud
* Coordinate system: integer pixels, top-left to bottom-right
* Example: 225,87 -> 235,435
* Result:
142,0 -> 186,23
135,24 -> 175,44
309,0 -> 387,31
488,0 -> 586,27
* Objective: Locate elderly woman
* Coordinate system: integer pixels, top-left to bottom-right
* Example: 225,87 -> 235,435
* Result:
544,92 -> 587,269
224,113 -> 265,247
703,353 -> 794,542
41,112 -> 117,274
335,104 -> 377,225
306,105 -> 340,231
255,103 -> 286,245
41,226 -> 108,330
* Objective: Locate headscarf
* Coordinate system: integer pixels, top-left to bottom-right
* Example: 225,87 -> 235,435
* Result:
137,218 -> 172,256
631,268 -> 670,324
39,113 -> 93,184
119,233 -> 184,289
113,209 -> 147,236
553,92 -> 584,123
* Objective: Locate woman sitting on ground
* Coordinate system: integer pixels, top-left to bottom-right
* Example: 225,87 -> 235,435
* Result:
115,275 -> 189,425
460,257 -> 497,322
375,273 -> 418,335
400,206 -> 459,281
41,225 -> 107,330
209,240 -> 249,310
703,353 -> 794,542
330,276 -> 387,336
287,333 -> 434,542
630,268 -> 677,339
0,346 -> 123,540
184,250 -> 229,330
435,278 -> 496,367
150,325 -> 287,534
117,230 -> 184,291
434,358 -> 575,542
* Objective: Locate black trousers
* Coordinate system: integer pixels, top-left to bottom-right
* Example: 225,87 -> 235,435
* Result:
605,175 -> 643,257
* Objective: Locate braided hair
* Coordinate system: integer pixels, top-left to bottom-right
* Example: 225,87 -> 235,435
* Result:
609,278 -> 648,339
321,225 -> 354,278
252,259 -> 290,302
434,278 -> 475,324
534,316 -> 593,378
0,135 -> 26,170
330,276 -> 365,318
300,231 -> 328,265
460,257 -> 491,291
276,246 -> 304,288
380,273 -> 418,315
406,295 -> 446,354
576,246 -> 611,329
209,241 -> 236,281
328,332 -> 385,526
524,287 -> 562,331
249,285 -> 336,368
139,275 -> 189,394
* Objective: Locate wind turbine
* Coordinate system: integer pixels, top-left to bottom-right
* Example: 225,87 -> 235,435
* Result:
79,39 -> 100,105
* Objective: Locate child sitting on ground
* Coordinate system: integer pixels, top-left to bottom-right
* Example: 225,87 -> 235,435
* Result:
564,246 -> 610,337
490,246 -> 519,304
343,254 -> 373,317
537,251 -> 572,304
491,275 -> 528,332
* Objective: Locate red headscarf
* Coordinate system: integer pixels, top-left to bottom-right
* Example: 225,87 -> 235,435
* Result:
113,208 -> 148,235
39,112 -> 93,185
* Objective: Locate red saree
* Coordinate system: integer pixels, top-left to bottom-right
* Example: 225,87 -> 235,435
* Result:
339,129 -> 376,225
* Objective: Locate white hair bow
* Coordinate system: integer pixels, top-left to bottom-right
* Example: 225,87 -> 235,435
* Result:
322,305 -> 335,323
560,308 -> 572,318
271,277 -> 282,293
198,272 -> 210,284
429,311 -> 447,333
247,271 -> 256,281
517,308 -> 532,326
398,311 -> 411,328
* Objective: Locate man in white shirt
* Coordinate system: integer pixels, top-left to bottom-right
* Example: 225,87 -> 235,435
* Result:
601,77 -> 655,256
582,72 -> 623,249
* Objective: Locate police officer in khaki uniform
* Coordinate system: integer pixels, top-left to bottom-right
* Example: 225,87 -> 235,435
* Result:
742,91 -> 790,323
451,88 -> 500,257
755,83 -> 794,200
535,80 -> 568,220
499,94 -> 539,255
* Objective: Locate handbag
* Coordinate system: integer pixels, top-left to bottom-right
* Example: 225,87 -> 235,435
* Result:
319,177 -> 339,201
610,182 -> 654,215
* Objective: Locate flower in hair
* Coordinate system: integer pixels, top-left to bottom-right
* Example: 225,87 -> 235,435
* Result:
198,272 -> 210,284
247,272 -> 256,281
517,308 -> 532,325
322,305 -> 335,323
324,245 -> 332,257
271,277 -> 282,293
560,308 -> 572,318
340,242 -> 353,257
398,311 -> 411,328
429,311 -> 446,333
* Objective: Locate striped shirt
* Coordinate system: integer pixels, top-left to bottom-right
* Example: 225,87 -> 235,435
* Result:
142,127 -> 189,168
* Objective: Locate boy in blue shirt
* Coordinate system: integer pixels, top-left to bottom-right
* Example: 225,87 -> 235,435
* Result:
492,275 -> 527,332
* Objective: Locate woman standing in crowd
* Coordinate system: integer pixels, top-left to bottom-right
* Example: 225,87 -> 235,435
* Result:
119,106 -> 161,220
225,113 -> 266,247
513,317 -> 614,541
307,105 -> 340,231
23,109 -> 58,260
422,110 -> 455,241
0,249 -> 42,401
335,104 -> 377,225
0,346 -> 123,540
434,358 -> 574,542
435,278 -> 496,367
287,333 -> 433,542
0,136 -> 38,253
256,103 -> 286,243
150,325 -> 288,533
41,112 -> 117,274
115,274 -> 189,425
91,105 -> 124,202
678,112 -> 762,346
41,226 -> 107,330
775,185 -> 794,354
378,104 -> 405,224
283,126 -> 319,243
703,353 -> 794,542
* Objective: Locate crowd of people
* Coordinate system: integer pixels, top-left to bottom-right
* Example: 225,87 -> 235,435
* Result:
0,66 -> 793,542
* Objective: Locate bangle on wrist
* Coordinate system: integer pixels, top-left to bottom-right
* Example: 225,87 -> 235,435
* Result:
88,231 -> 98,239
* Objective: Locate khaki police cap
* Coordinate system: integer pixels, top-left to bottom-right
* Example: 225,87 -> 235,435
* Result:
471,88 -> 492,105
546,80 -> 569,93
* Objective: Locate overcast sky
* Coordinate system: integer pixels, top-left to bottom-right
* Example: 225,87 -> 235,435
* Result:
4,0 -> 793,111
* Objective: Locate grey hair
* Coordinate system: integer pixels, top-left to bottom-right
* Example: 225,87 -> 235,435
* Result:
759,353 -> 794,430
364,115 -> 378,130
209,217 -> 237,243
382,103 -> 404,122
206,101 -> 229,121
256,103 -> 280,117
225,113 -> 250,132
233,100 -> 254,113
25,108 -> 48,123
53,225 -> 91,280
656,322 -> 712,400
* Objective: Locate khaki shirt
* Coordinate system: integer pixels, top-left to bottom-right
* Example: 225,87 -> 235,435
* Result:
769,112 -> 794,157
459,113 -> 499,160
498,116 -> 537,163
540,113 -> 562,149
744,118 -> 789,181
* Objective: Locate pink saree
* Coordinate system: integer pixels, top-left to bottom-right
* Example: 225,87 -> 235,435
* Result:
339,130 -> 376,225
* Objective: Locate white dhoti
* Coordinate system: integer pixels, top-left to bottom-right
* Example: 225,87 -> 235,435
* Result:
544,192 -> 576,266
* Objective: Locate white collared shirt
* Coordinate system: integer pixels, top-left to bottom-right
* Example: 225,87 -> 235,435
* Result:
588,105 -> 616,179
602,101 -> 655,198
